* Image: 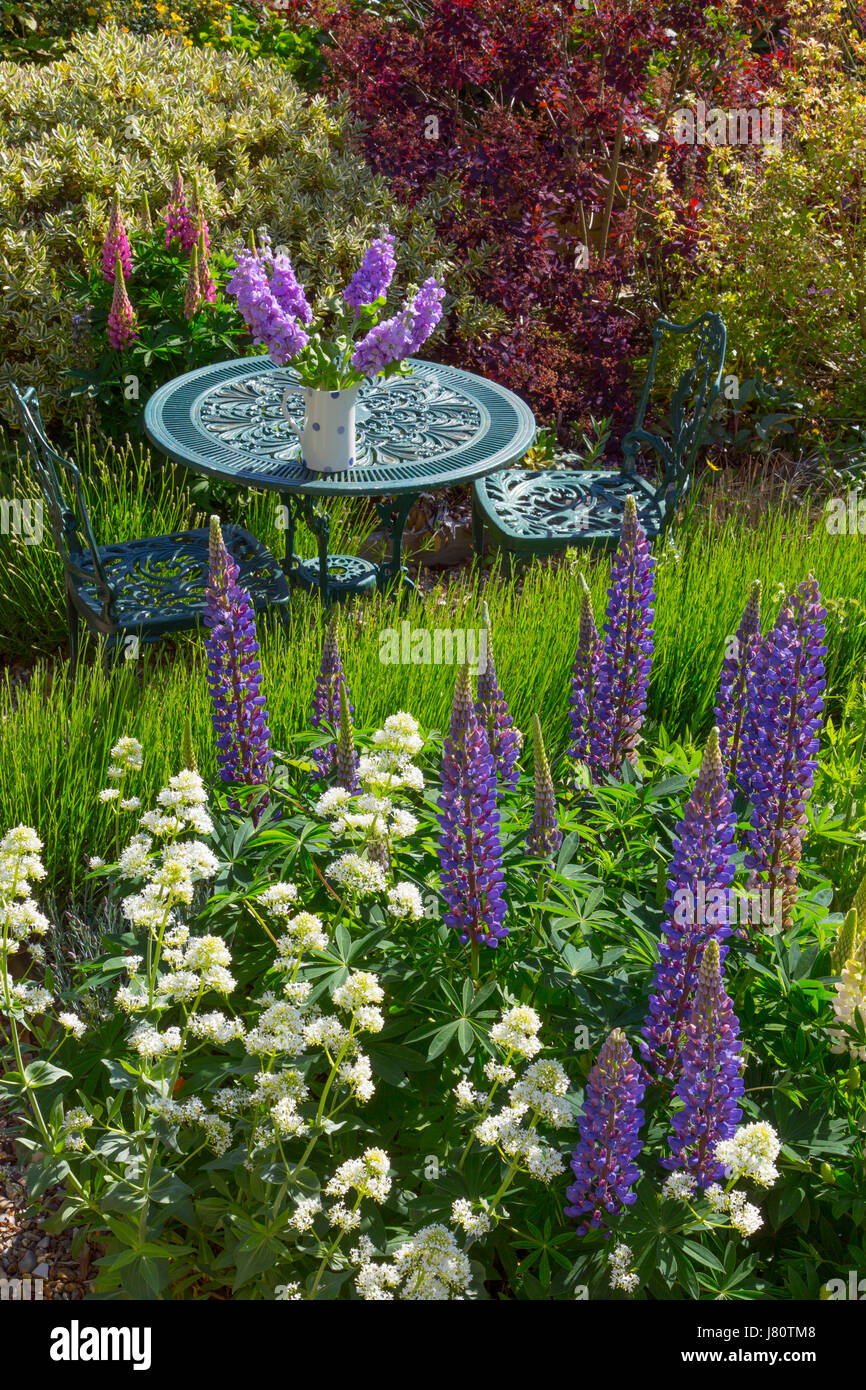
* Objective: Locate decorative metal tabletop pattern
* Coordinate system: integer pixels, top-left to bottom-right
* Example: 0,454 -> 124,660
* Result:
144,357 -> 536,498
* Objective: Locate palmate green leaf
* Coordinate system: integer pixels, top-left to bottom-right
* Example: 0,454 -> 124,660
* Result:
23,1060 -> 71,1088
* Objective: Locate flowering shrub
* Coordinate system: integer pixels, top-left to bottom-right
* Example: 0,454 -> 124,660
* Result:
0,23 -> 483,425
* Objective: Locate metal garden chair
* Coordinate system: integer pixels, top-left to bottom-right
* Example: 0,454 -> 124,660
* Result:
471,311 -> 726,559
10,384 -> 291,676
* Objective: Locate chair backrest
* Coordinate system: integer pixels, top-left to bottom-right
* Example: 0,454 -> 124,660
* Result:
622,312 -> 726,503
9,384 -> 117,617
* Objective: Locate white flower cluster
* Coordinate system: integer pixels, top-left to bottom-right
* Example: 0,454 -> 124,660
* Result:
830,954 -> 866,1061
450,1198 -> 492,1240
714,1123 -> 781,1187
315,714 -> 427,912
661,1170 -> 697,1202
467,1009 -> 569,1186
705,1184 -> 763,1237
608,1242 -> 639,1294
147,1094 -> 233,1155
354,1223 -> 473,1301
0,827 -> 54,1017
97,736 -> 144,812
326,1148 -> 391,1231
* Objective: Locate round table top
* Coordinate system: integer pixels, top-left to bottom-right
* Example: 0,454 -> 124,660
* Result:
143,356 -> 536,498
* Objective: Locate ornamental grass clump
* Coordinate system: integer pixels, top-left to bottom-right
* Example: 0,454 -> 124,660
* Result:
569,496 -> 655,781
437,665 -> 507,956
661,938 -> 744,1188
640,728 -> 737,1080
203,516 -> 273,819
475,602 -> 521,790
565,1027 -> 645,1236
738,574 -> 827,929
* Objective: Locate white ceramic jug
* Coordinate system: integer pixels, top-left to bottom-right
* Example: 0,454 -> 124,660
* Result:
281,383 -> 360,473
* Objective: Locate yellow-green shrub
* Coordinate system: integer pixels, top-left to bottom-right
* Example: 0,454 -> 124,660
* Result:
0,23 -> 489,423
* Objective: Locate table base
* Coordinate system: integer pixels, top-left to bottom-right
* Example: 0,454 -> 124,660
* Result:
280,491 -> 418,608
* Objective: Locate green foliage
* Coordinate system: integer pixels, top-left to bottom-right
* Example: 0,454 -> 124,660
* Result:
0,23 -> 480,426
196,4 -> 328,90
66,233 -> 255,432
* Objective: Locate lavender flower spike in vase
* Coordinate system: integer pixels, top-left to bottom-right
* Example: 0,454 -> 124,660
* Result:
282,383 -> 362,474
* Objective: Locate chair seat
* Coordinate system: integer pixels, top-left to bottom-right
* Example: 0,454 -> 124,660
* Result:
70,525 -> 290,633
473,469 -> 668,554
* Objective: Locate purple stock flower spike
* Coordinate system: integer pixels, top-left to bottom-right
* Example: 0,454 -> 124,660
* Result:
226,241 -> 310,365
437,664 -> 508,955
343,231 -> 397,314
588,495 -> 656,779
567,572 -> 601,771
715,580 -> 762,785
660,938 -> 744,1187
739,574 -> 827,931
351,275 -> 445,375
203,515 -> 273,823
107,257 -> 138,350
336,677 -> 359,793
640,727 -> 737,1080
102,196 -> 132,284
526,714 -> 562,859
565,1028 -> 645,1236
476,601 -> 521,789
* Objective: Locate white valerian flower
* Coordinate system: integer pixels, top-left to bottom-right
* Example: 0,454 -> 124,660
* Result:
483,1060 -> 515,1085
332,971 -> 384,1013
725,1190 -> 763,1237
387,881 -> 424,921
390,1224 -> 472,1300
509,1059 -> 571,1128
388,809 -> 418,840
315,787 -> 353,818
120,797 -> 141,812
454,1079 -> 485,1109
302,1013 -> 350,1053
98,788 -> 121,803
118,834 -> 154,877
128,1023 -> 182,1058
704,1183 -> 728,1213
57,1012 -> 86,1039
109,736 -> 144,775
115,983 -> 148,1013
274,910 -> 327,955
328,1202 -> 362,1233
450,1198 -> 492,1239
244,1001 -> 306,1057
290,1197 -> 321,1232
327,853 -> 387,897
6,982 -> 52,1014
713,1122 -> 781,1187
326,1148 -> 391,1204
254,881 -> 299,916
63,1107 -> 94,1133
524,1144 -> 566,1183
87,855 -> 106,869
373,712 -> 424,757
490,1005 -> 543,1059
188,1011 -> 245,1044
607,1242 -> 639,1295
830,954 -> 866,1062
662,1170 -> 697,1202
199,1113 -> 232,1155
282,980 -> 313,1005
339,1053 -> 375,1102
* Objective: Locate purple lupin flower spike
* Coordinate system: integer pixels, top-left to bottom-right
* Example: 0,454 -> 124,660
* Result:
189,179 -> 210,258
714,580 -> 762,785
437,664 -> 508,952
102,196 -> 132,283
198,231 -> 217,308
565,1028 -> 645,1236
476,601 -> 520,790
660,938 -> 744,1187
164,166 -> 194,253
526,714 -> 562,858
343,231 -> 397,315
310,614 -> 354,781
588,495 -> 655,778
106,257 -> 138,350
203,515 -> 273,822
336,676 -> 359,793
640,728 -> 737,1080
738,574 -> 826,930
567,573 -> 601,770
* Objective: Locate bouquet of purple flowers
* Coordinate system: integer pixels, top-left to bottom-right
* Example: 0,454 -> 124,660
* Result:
226,229 -> 445,389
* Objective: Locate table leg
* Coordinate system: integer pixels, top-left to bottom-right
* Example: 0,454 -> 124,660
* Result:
279,492 -> 298,580
374,494 -> 417,595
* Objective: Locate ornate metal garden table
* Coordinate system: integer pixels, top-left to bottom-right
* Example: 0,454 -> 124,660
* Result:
144,356 -> 536,606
